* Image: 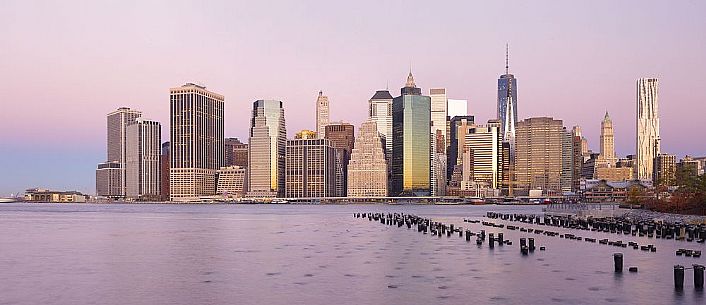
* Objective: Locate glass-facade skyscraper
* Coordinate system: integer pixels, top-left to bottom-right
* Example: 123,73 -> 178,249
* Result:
391,72 -> 431,196
497,46 -> 518,161
248,100 -> 286,197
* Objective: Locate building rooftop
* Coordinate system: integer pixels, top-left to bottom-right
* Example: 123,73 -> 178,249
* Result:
370,90 -> 393,100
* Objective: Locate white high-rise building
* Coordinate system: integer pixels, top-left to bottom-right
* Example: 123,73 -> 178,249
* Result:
636,78 -> 660,181
368,90 -> 394,164
462,120 -> 503,190
96,107 -> 141,199
430,88 -> 448,196
316,91 -> 329,138
126,118 -> 161,200
169,83 -> 225,201
248,100 -> 286,197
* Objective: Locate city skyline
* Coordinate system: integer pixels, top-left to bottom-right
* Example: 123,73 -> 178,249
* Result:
2,1 -> 706,195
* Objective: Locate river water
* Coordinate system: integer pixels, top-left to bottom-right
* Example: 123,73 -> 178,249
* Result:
1,203 -> 704,305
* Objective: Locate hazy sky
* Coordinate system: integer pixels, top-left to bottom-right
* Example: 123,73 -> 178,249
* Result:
1,0 -> 705,195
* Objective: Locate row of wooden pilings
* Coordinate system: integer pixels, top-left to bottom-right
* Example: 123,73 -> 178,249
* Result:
354,212 -> 544,255
485,211 -> 706,243
355,212 -> 705,291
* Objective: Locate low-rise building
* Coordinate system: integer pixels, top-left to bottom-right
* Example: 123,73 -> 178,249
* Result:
24,188 -> 87,203
216,166 -> 246,198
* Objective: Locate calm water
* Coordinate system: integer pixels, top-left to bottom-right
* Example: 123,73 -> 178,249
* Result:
1,203 -> 704,305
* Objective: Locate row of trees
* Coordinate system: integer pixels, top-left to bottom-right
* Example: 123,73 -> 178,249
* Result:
644,167 -> 706,215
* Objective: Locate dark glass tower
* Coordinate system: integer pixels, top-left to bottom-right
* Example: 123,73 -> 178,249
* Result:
391,72 -> 431,196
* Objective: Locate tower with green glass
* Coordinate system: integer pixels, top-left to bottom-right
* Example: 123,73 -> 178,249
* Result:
391,72 -> 431,196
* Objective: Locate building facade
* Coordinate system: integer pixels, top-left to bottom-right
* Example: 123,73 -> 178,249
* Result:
169,83 -> 225,201
369,90 -> 394,167
160,142 -> 170,201
561,127 -> 574,193
654,153 -> 676,186
325,123 -> 355,197
225,138 -> 249,168
597,112 -> 617,168
96,107 -> 141,198
462,120 -> 503,191
447,99 -> 468,118
126,118 -> 161,200
636,78 -> 660,181
96,161 -> 122,198
216,166 -> 246,197
429,88 -> 448,196
347,120 -> 388,197
515,117 -> 564,195
315,91 -> 330,138
248,100 -> 286,197
447,115 -> 475,182
285,138 -> 336,198
391,72 -> 431,196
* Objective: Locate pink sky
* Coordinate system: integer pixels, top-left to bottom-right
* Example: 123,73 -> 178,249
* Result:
1,0 -> 705,194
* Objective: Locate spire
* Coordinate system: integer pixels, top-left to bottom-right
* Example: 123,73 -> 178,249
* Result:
405,71 -> 416,88
318,90 -> 323,97
604,111 -> 610,121
505,43 -> 509,75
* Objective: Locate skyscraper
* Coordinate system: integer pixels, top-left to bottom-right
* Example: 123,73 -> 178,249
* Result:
391,72 -> 431,196
369,90 -> 394,165
497,45 -> 518,162
285,138 -> 336,198
325,123 -> 355,197
96,107 -> 141,198
169,83 -> 224,201
248,100 -> 286,197
447,115 -> 475,181
515,117 -> 564,195
597,112 -> 617,168
224,138 -> 248,168
654,153 -> 676,186
462,120 -> 503,190
347,120 -> 388,197
429,88 -> 448,196
126,118 -> 161,200
561,127 -> 574,193
160,142 -> 170,201
316,91 -> 330,138
636,78 -> 660,181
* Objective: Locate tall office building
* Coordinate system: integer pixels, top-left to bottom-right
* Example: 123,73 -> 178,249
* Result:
96,161 -> 122,198
515,117 -> 564,195
160,142 -> 170,201
447,99 -> 468,118
316,91 -> 330,138
391,72 -> 431,196
560,127 -> 573,193
636,78 -> 660,181
169,83 -> 225,201
348,120 -> 388,197
447,116 -> 475,181
597,112 -> 617,168
462,120 -> 503,190
429,88 -> 448,196
248,100 -> 286,197
325,123 -> 355,197
96,107 -> 141,198
369,90 -> 394,165
654,153 -> 676,186
285,138 -> 336,198
498,45 -> 518,162
571,127 -> 583,191
225,138 -> 249,168
126,118 -> 161,200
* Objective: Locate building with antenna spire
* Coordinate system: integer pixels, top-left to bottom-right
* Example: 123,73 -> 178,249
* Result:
497,44 -> 518,162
